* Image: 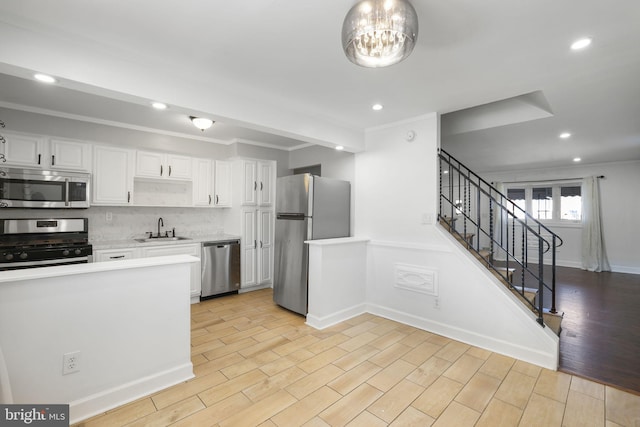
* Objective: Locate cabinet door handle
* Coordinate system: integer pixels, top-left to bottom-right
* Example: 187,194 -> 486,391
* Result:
169,165 -> 172,176
51,155 -> 55,166
260,240 -> 263,248
160,165 -> 163,176
216,195 -> 219,204
109,255 -> 125,259
254,181 -> 257,191
127,191 -> 131,203
260,182 -> 263,191
209,195 -> 212,205
254,240 -> 257,248
37,154 -> 41,165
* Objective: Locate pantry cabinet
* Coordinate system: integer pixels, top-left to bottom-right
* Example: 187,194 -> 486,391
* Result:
240,159 -> 274,207
240,208 -> 273,289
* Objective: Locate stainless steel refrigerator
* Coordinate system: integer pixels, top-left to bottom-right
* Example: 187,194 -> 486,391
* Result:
274,174 -> 350,315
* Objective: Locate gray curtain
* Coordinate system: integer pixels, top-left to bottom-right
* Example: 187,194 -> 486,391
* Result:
581,176 -> 610,272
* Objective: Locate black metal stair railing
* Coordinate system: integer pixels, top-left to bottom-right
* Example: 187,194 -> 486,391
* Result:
438,149 -> 563,327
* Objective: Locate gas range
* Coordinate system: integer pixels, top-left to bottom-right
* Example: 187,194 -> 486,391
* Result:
0,218 -> 92,271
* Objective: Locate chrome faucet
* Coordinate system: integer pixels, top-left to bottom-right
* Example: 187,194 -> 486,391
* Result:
157,217 -> 164,237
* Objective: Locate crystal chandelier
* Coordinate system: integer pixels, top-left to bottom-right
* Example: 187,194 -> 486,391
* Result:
342,0 -> 419,68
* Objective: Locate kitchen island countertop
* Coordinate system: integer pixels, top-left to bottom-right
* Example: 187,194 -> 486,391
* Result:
92,233 -> 241,251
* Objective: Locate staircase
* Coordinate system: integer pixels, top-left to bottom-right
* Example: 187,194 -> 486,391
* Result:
438,149 -> 564,335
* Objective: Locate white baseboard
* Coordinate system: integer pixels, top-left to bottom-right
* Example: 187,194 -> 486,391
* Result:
366,303 -> 558,371
306,303 -> 368,330
611,265 -> 640,275
239,283 -> 272,293
69,362 -> 194,425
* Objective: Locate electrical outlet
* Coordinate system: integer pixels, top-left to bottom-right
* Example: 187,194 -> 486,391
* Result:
434,298 -> 440,309
105,211 -> 113,222
63,351 -> 80,375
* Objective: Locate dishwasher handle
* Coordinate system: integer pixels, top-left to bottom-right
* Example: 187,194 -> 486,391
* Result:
202,240 -> 240,248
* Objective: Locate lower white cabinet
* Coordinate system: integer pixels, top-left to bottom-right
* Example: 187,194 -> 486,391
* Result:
93,248 -> 140,262
94,243 -> 201,303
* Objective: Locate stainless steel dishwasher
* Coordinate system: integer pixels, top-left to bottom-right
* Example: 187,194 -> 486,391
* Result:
201,239 -> 241,299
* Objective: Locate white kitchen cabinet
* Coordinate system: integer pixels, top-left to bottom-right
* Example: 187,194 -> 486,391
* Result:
192,159 -> 233,207
49,138 -> 92,171
92,145 -> 135,205
240,159 -> 275,207
0,132 -> 91,171
214,160 -> 232,207
135,150 -> 192,180
0,132 -> 46,167
93,247 -> 140,262
140,243 -> 201,302
192,158 -> 212,206
240,207 -> 273,289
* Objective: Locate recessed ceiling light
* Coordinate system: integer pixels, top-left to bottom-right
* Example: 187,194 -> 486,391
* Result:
34,73 -> 56,84
443,170 -> 449,174
335,145 -> 344,151
573,157 -> 582,162
571,37 -> 592,50
372,103 -> 383,111
559,132 -> 571,139
151,102 -> 167,110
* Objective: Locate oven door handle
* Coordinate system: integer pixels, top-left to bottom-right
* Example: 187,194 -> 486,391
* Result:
1,257 -> 89,269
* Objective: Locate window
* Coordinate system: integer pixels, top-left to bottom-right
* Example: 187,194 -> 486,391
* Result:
507,188 -> 526,219
532,187 -> 553,220
504,183 -> 581,222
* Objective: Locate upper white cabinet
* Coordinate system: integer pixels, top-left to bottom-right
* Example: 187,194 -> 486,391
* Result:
92,145 -> 135,206
192,158 -> 212,206
0,132 -> 45,167
0,132 -> 91,171
49,138 -> 92,171
240,159 -> 275,207
192,159 -> 233,207
135,151 -> 192,180
214,160 -> 232,207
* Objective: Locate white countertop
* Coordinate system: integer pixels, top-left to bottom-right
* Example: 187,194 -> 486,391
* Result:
91,233 -> 241,250
305,237 -> 370,246
0,255 -> 199,283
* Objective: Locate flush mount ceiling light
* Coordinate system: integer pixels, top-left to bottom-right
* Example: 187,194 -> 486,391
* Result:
34,73 -> 56,83
342,0 -> 419,68
571,37 -> 592,50
335,145 -> 345,151
372,103 -> 384,110
573,157 -> 582,162
559,132 -> 571,139
190,116 -> 214,131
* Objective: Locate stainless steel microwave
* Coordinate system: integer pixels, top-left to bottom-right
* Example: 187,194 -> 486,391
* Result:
0,168 -> 91,208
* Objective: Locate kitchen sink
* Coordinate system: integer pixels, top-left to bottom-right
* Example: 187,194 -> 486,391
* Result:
134,236 -> 192,243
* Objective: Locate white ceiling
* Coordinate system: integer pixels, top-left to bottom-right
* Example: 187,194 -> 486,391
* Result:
0,1 -> 639,171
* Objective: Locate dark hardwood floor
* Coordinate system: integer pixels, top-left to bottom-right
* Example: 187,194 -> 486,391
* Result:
507,264 -> 640,394
555,267 -> 640,394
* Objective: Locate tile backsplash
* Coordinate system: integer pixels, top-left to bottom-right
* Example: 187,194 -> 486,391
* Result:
1,206 -> 229,242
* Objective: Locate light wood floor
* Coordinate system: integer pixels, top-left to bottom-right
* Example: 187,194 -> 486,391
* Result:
76,289 -> 640,427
